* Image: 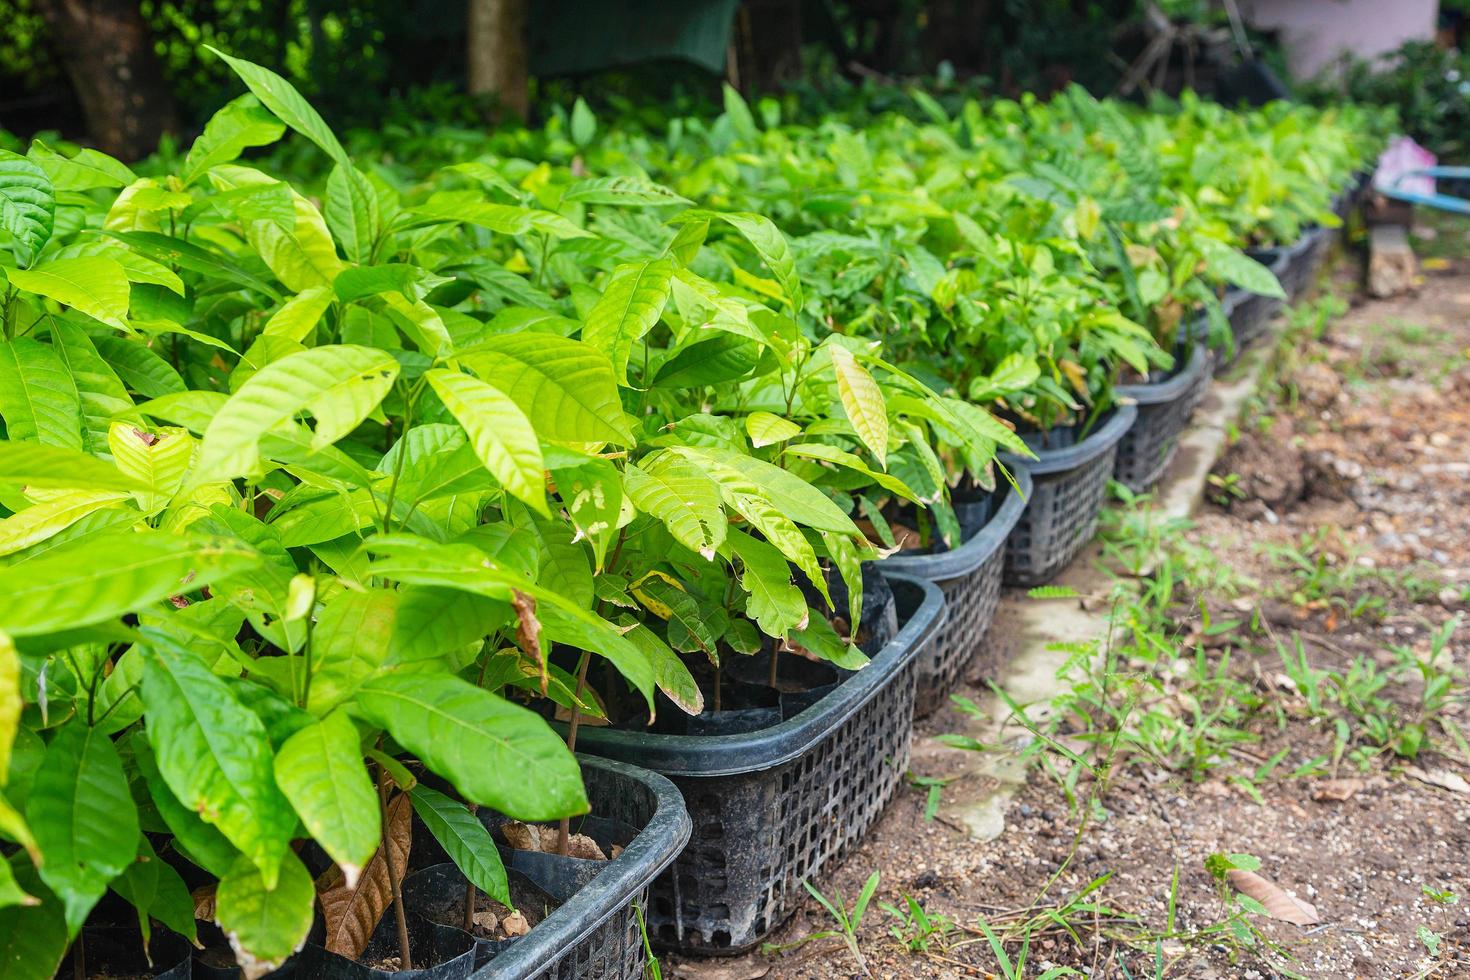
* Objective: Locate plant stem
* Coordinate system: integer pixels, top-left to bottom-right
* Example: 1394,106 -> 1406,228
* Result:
377,768 -> 412,971
768,645 -> 779,689
556,649 -> 594,855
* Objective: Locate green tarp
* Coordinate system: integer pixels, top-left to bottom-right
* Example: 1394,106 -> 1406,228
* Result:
529,0 -> 739,76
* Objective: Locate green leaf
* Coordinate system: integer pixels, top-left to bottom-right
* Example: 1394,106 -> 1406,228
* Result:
784,442 -> 919,503
110,835 -> 198,950
1200,239 -> 1286,300
194,345 -> 399,484
6,257 -> 131,331
0,149 -> 53,266
93,335 -> 186,398
274,712 -> 380,882
968,352 -> 1042,402
307,588 -> 399,713
207,48 -> 350,168
0,337 -> 82,450
139,632 -> 294,888
26,722 -> 138,934
651,332 -> 760,389
0,857 -> 67,979
722,84 -> 760,143
26,141 -> 134,192
727,530 -> 808,637
409,786 -> 510,906
562,176 -> 691,207
615,618 -> 703,715
0,441 -> 144,491
215,850 -> 315,976
0,490 -> 131,557
0,530 -> 257,637
828,345 -> 888,466
354,673 -> 587,821
0,855 -> 35,911
581,259 -> 675,385
1027,585 -> 1080,599
569,97 -> 597,147
0,633 -> 18,786
671,446 -> 858,534
325,164 -> 380,265
49,321 -> 132,453
262,286 -> 334,341
623,457 -> 725,560
130,733 -> 239,878
716,212 -> 801,311
457,333 -> 632,446
426,368 -> 547,516
745,411 -> 802,448
334,264 -> 448,303
182,94 -> 287,186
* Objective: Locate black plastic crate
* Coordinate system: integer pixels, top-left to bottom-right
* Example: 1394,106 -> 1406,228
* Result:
1113,342 -> 1213,494
999,406 -> 1137,587
881,466 -> 1032,716
569,576 -> 945,955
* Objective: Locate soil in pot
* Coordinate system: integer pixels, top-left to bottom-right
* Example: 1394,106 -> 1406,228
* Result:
406,864 -> 560,947
300,912 -> 475,979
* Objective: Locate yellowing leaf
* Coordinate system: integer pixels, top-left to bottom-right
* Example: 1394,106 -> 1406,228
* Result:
828,345 -> 888,466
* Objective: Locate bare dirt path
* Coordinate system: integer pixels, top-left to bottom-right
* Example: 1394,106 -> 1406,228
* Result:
670,233 -> 1470,980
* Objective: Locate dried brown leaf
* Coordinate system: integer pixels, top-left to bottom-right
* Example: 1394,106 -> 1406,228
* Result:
501,821 -> 542,852
1226,869 -> 1321,926
1405,765 -> 1470,795
511,589 -> 546,694
500,910 -> 529,937
1311,778 -> 1365,802
192,884 -> 217,922
317,792 -> 412,959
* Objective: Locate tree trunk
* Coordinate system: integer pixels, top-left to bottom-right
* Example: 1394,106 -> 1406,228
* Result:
32,0 -> 179,161
466,0 -> 529,120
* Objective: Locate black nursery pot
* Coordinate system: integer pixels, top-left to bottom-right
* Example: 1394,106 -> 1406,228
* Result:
63,927 -> 193,979
568,574 -> 946,956
1112,339 -> 1214,494
295,913 -> 477,980
400,756 -> 690,980
998,405 -> 1137,587
880,465 -> 1032,717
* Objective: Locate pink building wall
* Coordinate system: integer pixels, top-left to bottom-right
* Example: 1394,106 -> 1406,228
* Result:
1239,0 -> 1440,79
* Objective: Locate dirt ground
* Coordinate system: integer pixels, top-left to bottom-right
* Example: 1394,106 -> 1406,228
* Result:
669,228 -> 1470,980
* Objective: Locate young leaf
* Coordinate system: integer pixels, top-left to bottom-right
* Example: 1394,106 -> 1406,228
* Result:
828,345 -> 888,466
0,632 -> 18,785
354,674 -> 587,821
728,530 -> 808,637
0,531 -> 257,637
0,441 -> 145,492
274,712 -> 380,886
426,368 -> 547,516
0,149 -> 53,266
409,785 -> 510,906
182,94 -> 287,186
139,631 -> 295,889
325,164 -> 380,265
456,333 -> 632,446
26,722 -> 139,934
0,337 -> 82,450
193,344 -> 399,484
569,97 -> 597,147
216,850 -> 315,980
5,257 -> 131,331
623,458 -> 725,560
746,411 -> 802,448
716,212 -> 801,311
307,588 -> 399,713
581,258 -> 675,385
206,48 -> 351,169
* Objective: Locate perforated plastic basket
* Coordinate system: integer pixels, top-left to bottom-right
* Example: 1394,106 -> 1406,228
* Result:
569,575 -> 945,956
472,757 -> 692,980
1113,342 -> 1213,494
999,405 -> 1137,587
881,466 -> 1032,717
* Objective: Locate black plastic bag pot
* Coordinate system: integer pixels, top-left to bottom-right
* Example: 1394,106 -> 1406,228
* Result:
881,466 -> 1032,716
463,756 -> 692,979
63,927 -> 192,978
568,574 -> 945,955
1113,341 -> 1214,494
295,913 -> 476,980
999,406 -> 1137,587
